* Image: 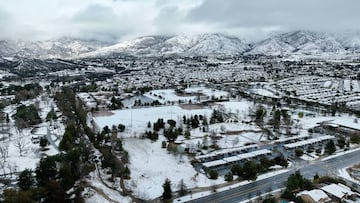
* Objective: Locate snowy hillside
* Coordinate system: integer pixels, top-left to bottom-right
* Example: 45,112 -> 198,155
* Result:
0,37 -> 110,59
80,31 -> 360,58
0,41 -> 18,56
248,30 -> 348,55
2,31 -> 360,58
79,33 -> 250,58
337,32 -> 360,53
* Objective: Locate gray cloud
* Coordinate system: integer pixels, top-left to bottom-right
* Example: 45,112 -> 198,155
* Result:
186,0 -> 360,34
0,0 -> 359,41
69,5 -> 126,41
0,8 -> 46,40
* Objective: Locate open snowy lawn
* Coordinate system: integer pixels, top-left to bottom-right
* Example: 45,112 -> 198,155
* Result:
298,115 -> 359,129
185,87 -> 229,99
144,89 -> 195,104
123,137 -> 226,200
93,101 -> 255,134
93,105 -> 213,135
143,87 -> 229,104
218,101 -> 253,116
208,122 -> 260,133
216,132 -> 264,148
179,124 -> 262,149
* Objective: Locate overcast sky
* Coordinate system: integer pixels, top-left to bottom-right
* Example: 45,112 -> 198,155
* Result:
0,0 -> 359,42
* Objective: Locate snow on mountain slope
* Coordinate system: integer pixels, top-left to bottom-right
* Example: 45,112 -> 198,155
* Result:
248,30 -> 347,56
0,41 -> 18,56
0,37 -> 111,59
2,31 -> 360,58
337,33 -> 360,53
248,38 -> 295,55
80,33 -> 250,58
79,36 -> 172,57
186,33 -> 250,55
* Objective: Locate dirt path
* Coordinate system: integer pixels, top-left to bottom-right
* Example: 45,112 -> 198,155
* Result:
83,182 -> 122,203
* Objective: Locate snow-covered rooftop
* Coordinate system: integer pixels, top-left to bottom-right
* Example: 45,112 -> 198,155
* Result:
297,189 -> 330,202
202,149 -> 272,168
321,183 -> 357,199
284,135 -> 334,149
195,144 -> 258,160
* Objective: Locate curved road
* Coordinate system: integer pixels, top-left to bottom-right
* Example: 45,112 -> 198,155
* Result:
186,149 -> 360,203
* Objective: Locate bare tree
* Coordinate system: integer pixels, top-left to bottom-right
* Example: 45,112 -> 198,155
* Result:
0,142 -> 9,162
0,161 -> 5,176
232,137 -> 240,146
15,138 -> 27,156
178,179 -> 187,196
7,163 -> 18,178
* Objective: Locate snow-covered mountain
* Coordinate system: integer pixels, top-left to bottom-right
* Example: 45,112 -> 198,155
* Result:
1,31 -> 360,59
0,41 -> 18,57
79,33 -> 250,58
81,31 -> 360,58
248,31 -> 348,55
337,32 -> 360,53
0,37 -> 111,59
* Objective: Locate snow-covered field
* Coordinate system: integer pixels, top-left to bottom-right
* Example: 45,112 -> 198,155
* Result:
144,89 -> 195,104
143,86 -> 229,104
93,100 -> 255,132
93,105 -> 213,135
298,115 -> 359,130
124,137 -> 225,200
92,99 -> 260,200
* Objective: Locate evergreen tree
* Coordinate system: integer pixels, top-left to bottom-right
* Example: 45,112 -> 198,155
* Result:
208,169 -> 218,179
224,171 -> 233,182
44,180 -> 66,203
6,113 -> 9,123
35,156 -> 58,187
272,109 -> 281,130
337,136 -> 346,149
117,124 -> 126,132
179,179 -> 187,196
59,123 -> 77,151
162,178 -> 172,200
255,105 -> 266,126
325,140 -> 336,154
184,130 -> 191,139
243,161 -> 258,181
18,169 -> 34,190
40,136 -> 48,148
161,141 -> 167,148
231,164 -> 243,176
285,171 -> 313,192
2,189 -> 33,203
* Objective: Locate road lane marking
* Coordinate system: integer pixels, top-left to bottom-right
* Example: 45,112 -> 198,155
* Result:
202,182 -> 272,203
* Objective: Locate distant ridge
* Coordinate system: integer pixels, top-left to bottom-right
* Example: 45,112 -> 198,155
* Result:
1,31 -> 360,59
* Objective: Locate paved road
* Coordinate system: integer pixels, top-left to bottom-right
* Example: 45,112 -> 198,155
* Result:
186,149 -> 360,203
45,127 -> 59,151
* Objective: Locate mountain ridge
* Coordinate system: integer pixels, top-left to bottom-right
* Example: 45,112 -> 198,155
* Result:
0,37 -> 111,59
78,33 -> 251,58
1,31 -> 360,59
